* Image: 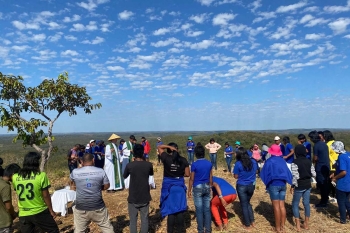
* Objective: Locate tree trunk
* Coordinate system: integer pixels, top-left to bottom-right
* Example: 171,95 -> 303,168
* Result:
44,120 -> 55,172
32,143 -> 47,171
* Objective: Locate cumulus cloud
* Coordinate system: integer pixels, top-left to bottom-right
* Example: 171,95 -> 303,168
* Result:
81,36 -> 105,44
61,50 -> 79,56
196,0 -> 215,6
63,15 -> 81,23
153,27 -> 171,36
305,33 -> 325,40
190,39 -> 215,50
324,0 -> 350,14
276,1 -> 307,13
12,20 -> 40,30
76,0 -> 109,11
249,0 -> 262,12
328,18 -> 350,34
212,13 -> 236,26
189,13 -> 209,24
70,21 -> 98,31
107,66 -> 124,71
64,35 -> 77,41
151,37 -> 179,47
119,10 -> 134,20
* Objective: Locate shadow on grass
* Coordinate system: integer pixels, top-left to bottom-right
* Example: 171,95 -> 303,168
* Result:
149,209 -> 193,233
111,215 -> 128,233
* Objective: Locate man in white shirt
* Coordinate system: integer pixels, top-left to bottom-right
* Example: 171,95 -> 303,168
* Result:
122,135 -> 135,174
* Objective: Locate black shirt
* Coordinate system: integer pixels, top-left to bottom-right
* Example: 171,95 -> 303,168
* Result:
314,141 -> 330,172
161,152 -> 189,178
123,160 -> 154,204
293,157 -> 312,190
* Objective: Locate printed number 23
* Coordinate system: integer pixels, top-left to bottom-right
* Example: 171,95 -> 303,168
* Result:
17,183 -> 35,201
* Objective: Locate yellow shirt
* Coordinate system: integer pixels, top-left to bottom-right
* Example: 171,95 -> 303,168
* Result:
327,140 -> 338,171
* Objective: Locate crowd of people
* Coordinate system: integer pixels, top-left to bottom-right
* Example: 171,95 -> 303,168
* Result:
0,130 -> 350,233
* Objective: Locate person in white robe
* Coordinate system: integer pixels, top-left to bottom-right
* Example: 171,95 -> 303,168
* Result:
104,133 -> 123,192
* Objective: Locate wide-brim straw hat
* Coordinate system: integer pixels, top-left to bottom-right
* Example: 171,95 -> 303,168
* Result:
108,133 -> 121,141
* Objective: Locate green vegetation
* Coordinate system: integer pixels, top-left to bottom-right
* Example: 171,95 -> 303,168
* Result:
2,130 -> 350,178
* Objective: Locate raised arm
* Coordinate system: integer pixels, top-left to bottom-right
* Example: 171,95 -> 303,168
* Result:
157,144 -> 176,154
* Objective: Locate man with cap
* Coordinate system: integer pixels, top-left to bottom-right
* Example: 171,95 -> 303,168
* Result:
141,137 -> 151,162
86,140 -> 96,154
330,141 -> 350,224
105,133 -> 123,192
156,137 -> 163,165
186,136 -> 196,165
274,136 -> 285,156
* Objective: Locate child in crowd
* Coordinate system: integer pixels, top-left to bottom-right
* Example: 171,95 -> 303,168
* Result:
211,176 -> 237,231
291,145 -> 316,231
261,144 -> 292,233
188,144 -> 213,233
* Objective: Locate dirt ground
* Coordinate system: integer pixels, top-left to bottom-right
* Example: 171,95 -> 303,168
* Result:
11,161 -> 350,233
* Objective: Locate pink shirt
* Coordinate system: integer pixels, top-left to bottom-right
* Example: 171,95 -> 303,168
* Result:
205,142 -> 222,154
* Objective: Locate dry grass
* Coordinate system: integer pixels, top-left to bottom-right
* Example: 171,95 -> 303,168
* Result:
10,160 -> 350,233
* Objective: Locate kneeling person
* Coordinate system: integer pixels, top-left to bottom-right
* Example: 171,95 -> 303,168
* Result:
70,153 -> 113,233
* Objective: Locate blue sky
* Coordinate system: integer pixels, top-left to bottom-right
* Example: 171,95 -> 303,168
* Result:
0,0 -> 350,133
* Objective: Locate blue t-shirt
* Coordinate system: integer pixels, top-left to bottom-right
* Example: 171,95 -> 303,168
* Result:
261,151 -> 268,161
284,143 -> 294,164
156,141 -> 163,147
225,146 -> 233,157
303,141 -> 312,160
186,141 -> 195,152
191,159 -> 212,187
280,144 -> 285,155
269,179 -> 286,187
314,141 -> 330,172
336,152 -> 350,192
233,159 -> 258,185
247,150 -> 252,158
212,176 -> 236,197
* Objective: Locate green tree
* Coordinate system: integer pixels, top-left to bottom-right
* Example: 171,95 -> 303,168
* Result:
0,72 -> 102,171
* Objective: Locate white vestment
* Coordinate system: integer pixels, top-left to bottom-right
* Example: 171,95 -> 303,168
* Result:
104,143 -> 123,190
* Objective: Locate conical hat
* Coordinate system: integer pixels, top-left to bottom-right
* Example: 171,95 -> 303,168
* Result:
108,133 -> 121,141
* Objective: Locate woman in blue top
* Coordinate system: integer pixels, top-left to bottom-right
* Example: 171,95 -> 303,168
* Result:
224,142 -> 234,172
233,147 -> 258,229
282,136 -> 294,171
330,141 -> 350,224
261,144 -> 292,233
188,144 -> 212,233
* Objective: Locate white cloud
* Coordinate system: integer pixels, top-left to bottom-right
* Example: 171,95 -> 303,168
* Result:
324,0 -> 350,14
64,35 -> 77,41
48,32 -> 63,42
47,21 -> 62,30
81,36 -> 105,44
217,0 -> 237,5
250,0 -> 262,12
189,13 -> 209,24
304,18 -> 329,27
252,12 -> 276,23
119,10 -> 134,20
185,31 -> 204,37
12,20 -> 40,30
212,13 -> 236,26
107,66 -> 124,71
153,27 -> 171,36
70,21 -> 98,31
151,37 -> 179,47
130,81 -> 153,89
163,55 -> 190,67
63,15 -> 81,23
168,48 -> 183,53
196,0 -> 215,6
169,11 -> 181,16
61,50 -> 79,56
172,93 -> 184,97
190,39 -> 215,50
344,34 -> 350,39
32,33 -> 46,42
100,21 -> 114,32
328,18 -> 350,34
276,1 -> 307,13
145,8 -> 154,14
305,46 -> 325,58
299,14 -> 314,24
305,33 -> 325,40
11,45 -> 30,52
76,0 -> 109,11
271,19 -> 297,40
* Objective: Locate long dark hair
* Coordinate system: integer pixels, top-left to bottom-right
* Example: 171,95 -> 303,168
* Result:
167,142 -> 182,165
323,130 -> 335,142
18,152 -> 41,179
236,147 -> 253,171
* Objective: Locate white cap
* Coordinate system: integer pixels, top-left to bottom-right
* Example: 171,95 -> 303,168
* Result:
274,136 -> 280,141
90,140 -> 95,143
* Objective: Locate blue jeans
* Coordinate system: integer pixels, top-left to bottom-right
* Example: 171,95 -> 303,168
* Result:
209,153 -> 217,170
193,183 -> 211,233
225,156 -> 232,172
292,188 -> 311,218
268,185 -> 287,200
336,189 -> 350,223
187,151 -> 194,165
236,184 -> 255,227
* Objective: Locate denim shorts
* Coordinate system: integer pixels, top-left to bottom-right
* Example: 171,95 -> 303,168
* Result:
268,185 -> 287,200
